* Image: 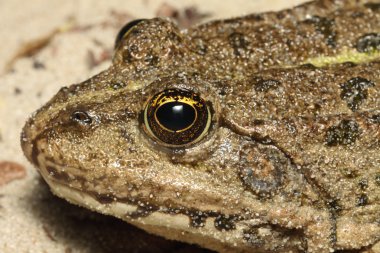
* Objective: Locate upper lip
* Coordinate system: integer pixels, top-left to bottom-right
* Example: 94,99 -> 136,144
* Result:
20,112 -> 46,167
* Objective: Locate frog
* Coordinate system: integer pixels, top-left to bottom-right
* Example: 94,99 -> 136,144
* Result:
20,0 -> 380,252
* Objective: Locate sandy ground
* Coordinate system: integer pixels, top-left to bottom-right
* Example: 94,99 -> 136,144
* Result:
0,0 -> 318,252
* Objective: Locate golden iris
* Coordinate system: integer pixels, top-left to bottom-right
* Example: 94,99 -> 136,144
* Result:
143,89 -> 211,147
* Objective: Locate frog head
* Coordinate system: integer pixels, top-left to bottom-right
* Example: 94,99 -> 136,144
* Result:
21,19 -> 310,252
21,10 -> 380,251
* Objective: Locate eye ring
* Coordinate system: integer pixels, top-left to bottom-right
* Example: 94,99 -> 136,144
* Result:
143,89 -> 212,147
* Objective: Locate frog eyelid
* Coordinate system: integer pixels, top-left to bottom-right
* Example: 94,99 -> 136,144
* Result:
114,19 -> 147,49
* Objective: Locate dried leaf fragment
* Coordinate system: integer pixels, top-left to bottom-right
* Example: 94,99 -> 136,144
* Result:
0,161 -> 26,186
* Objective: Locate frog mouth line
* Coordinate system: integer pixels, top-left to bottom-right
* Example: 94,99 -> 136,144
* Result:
46,179 -> 256,251
34,150 -> 244,229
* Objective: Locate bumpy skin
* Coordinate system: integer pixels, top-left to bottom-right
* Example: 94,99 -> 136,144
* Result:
21,0 -> 380,252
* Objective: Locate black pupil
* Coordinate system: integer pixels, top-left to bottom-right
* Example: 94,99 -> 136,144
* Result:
156,101 -> 195,131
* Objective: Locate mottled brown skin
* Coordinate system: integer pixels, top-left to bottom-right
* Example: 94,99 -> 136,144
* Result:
21,0 -> 380,252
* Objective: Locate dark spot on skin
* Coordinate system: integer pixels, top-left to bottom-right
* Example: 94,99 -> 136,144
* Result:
327,199 -> 342,214
46,165 -> 71,183
258,136 -> 274,145
299,63 -> 317,69
95,194 -> 116,204
369,114 -> 380,124
243,228 -> 264,247
214,214 -> 238,231
129,204 -> 159,219
228,32 -> 249,56
213,81 -> 231,97
375,174 -> 380,186
144,54 -> 159,66
325,120 -> 360,146
243,225 -> 306,250
164,207 -> 225,228
341,61 -> 357,68
304,15 -> 336,47
251,119 -> 265,126
356,33 -> 380,53
122,52 -> 134,64
253,77 -> 281,92
218,88 -> 226,96
329,228 -> 337,244
365,2 -> 380,11
358,179 -> 368,190
313,103 -> 322,111
340,77 -> 374,111
188,210 -> 208,228
110,81 -> 126,90
357,194 -> 369,206
71,111 -> 92,125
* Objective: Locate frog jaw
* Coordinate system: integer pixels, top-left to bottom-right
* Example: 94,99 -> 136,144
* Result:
46,177 -> 252,253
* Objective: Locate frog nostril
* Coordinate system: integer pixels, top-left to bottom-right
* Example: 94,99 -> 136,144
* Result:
71,111 -> 92,125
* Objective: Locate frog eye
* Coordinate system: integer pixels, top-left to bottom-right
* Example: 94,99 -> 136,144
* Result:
115,19 -> 146,49
143,89 -> 212,147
